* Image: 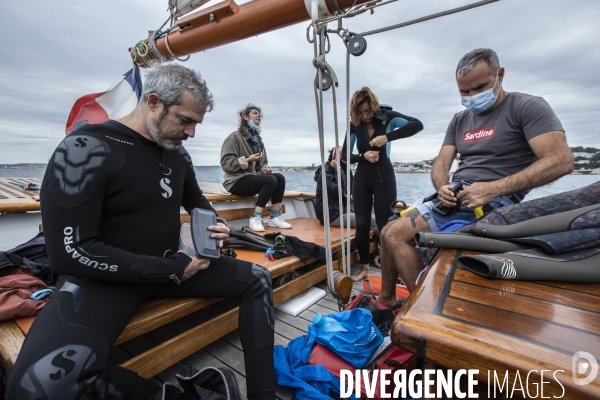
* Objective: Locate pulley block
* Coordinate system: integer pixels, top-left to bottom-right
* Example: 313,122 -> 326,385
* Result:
314,69 -> 334,91
344,32 -> 367,56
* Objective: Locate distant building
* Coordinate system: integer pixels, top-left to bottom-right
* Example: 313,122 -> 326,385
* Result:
573,152 -> 594,159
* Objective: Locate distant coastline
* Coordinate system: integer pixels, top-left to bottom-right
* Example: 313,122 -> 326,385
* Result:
0,163 -> 47,170
2,145 -> 598,174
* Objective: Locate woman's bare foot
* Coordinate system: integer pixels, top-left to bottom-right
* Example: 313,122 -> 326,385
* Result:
351,265 -> 369,282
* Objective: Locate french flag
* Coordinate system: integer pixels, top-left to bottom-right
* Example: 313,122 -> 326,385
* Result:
65,65 -> 142,134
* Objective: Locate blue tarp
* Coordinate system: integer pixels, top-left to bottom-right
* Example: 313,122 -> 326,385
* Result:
274,335 -> 358,400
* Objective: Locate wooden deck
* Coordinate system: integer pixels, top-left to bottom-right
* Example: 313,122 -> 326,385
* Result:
107,262 -> 380,400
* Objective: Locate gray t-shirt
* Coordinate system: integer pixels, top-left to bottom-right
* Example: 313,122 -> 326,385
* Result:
443,92 -> 564,201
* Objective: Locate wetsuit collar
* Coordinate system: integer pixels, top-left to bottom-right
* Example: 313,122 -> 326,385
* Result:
106,120 -> 172,176
371,109 -> 389,123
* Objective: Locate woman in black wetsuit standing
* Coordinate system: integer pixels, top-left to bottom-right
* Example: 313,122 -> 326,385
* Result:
342,87 -> 423,281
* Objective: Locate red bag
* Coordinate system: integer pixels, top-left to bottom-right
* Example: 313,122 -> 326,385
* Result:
308,343 -> 353,381
308,340 -> 417,399
361,338 -> 417,399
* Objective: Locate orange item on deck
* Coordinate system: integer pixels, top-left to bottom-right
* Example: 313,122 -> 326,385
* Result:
363,276 -> 409,299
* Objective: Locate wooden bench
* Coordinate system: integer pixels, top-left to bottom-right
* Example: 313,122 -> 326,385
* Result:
0,211 -> 375,379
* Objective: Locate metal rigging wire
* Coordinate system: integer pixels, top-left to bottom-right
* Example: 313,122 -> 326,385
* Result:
360,0 -> 500,37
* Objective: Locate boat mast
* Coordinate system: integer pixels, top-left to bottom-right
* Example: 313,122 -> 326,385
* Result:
131,0 -> 374,65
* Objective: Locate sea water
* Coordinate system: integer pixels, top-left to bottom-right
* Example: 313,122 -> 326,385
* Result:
1,168 -> 598,203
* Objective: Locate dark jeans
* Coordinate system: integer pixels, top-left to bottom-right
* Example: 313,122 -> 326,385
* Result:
230,173 -> 286,208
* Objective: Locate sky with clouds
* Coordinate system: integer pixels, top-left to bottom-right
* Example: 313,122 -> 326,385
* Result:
1,0 -> 599,166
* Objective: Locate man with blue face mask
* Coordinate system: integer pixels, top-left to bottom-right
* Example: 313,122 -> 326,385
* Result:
376,48 -> 574,303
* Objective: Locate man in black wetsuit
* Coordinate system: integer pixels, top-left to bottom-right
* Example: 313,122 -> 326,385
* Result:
6,64 -> 276,400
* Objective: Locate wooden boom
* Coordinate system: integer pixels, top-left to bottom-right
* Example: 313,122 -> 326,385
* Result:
132,0 -> 373,64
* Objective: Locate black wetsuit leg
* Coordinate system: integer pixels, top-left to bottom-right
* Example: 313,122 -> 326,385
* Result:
229,173 -> 286,208
373,162 -> 397,234
352,168 -> 375,265
157,257 -> 275,399
353,161 -> 396,264
6,276 -> 160,400
6,257 -> 275,400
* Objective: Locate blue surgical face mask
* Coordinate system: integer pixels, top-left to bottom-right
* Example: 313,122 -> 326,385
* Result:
461,74 -> 500,114
247,120 -> 261,131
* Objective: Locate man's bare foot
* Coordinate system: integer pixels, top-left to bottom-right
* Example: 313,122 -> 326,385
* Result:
377,295 -> 399,308
351,267 -> 369,282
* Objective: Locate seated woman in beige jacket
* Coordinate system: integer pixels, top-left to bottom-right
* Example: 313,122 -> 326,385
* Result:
220,104 -> 292,232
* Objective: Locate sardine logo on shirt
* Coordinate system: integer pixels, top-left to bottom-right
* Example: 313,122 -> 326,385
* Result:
462,125 -> 495,143
160,177 -> 172,198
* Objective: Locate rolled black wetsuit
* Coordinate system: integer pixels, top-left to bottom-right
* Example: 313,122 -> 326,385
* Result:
342,109 -> 423,264
6,121 -> 275,400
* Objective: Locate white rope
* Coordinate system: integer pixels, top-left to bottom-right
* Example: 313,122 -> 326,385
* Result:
148,31 -> 168,64
344,48 -> 352,277
312,25 -> 347,306
330,51 -> 348,281
311,20 -> 358,306
164,30 -> 191,62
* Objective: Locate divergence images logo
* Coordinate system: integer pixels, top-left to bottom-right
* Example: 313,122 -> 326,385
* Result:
572,351 -> 598,385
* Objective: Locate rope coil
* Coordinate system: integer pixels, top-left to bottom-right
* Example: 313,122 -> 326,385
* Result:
148,31 -> 168,63
132,3 -> 195,67
132,40 -> 153,68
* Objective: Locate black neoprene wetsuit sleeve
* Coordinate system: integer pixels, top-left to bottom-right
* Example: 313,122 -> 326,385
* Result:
385,111 -> 424,141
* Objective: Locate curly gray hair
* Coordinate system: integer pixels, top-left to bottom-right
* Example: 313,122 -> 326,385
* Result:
140,63 -> 214,111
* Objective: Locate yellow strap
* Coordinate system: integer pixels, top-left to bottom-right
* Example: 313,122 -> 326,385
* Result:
474,206 -> 484,218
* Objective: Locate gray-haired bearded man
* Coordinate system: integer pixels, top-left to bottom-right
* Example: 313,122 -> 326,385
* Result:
7,63 -> 276,400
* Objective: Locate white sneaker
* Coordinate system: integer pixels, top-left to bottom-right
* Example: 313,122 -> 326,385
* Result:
249,215 -> 265,232
267,215 -> 292,229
